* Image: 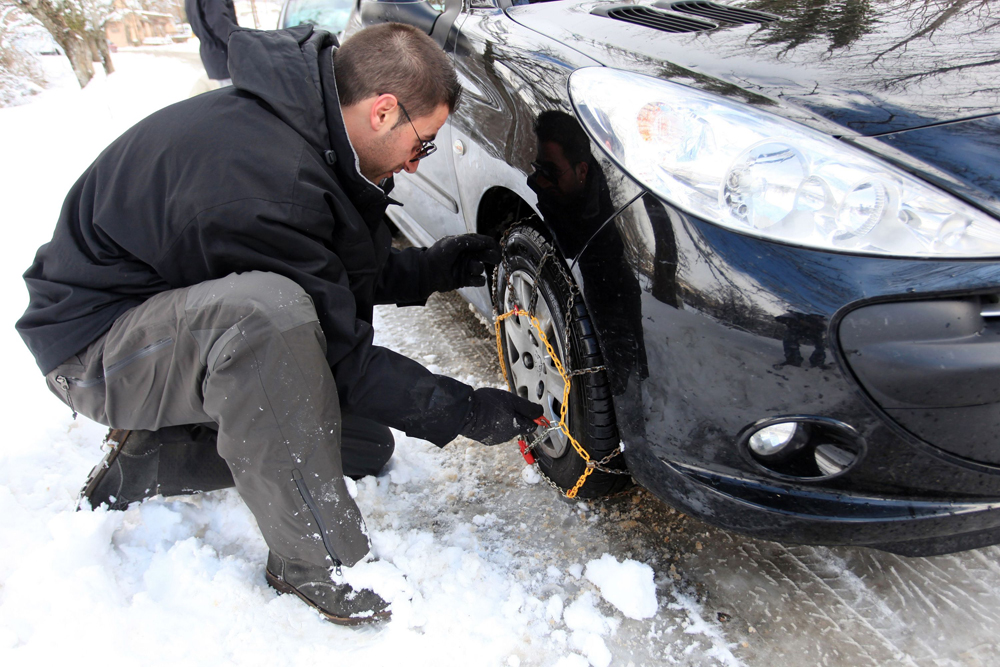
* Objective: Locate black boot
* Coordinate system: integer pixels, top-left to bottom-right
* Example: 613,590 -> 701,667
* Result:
79,425 -> 234,510
265,552 -> 391,625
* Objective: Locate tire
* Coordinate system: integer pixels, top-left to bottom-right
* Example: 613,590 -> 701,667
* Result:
495,225 -> 630,498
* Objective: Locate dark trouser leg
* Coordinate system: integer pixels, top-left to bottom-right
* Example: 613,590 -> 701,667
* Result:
80,425 -> 236,507
146,425 -> 236,497
170,414 -> 393,485
113,415 -> 394,497
46,272 -> 371,568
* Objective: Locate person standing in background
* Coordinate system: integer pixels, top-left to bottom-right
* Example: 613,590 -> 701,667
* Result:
185,0 -> 239,86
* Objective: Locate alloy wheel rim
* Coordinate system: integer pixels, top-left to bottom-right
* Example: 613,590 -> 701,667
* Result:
503,269 -> 569,458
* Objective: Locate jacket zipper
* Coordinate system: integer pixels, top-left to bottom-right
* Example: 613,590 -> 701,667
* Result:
54,337 -> 173,419
104,337 -> 173,378
291,468 -> 344,575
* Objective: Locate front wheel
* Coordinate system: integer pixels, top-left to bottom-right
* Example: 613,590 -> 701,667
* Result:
495,225 -> 629,498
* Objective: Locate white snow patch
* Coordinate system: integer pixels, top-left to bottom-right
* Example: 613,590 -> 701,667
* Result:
569,630 -> 613,667
563,591 -> 620,636
546,595 -> 565,622
584,554 -> 658,620
472,513 -> 498,527
553,655 -> 591,667
339,557 -> 413,608
520,464 -> 542,484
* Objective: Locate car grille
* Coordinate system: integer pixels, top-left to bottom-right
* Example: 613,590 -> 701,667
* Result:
594,6 -> 718,33
663,1 -> 780,25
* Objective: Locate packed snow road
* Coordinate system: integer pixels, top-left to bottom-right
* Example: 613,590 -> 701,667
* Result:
2,48 -> 999,667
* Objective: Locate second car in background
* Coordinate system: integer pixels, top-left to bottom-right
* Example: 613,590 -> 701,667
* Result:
277,0 -> 354,33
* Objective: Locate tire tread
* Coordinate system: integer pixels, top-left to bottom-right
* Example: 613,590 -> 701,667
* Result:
497,225 -> 629,498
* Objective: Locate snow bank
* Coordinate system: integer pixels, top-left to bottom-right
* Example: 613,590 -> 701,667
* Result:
584,554 -> 658,620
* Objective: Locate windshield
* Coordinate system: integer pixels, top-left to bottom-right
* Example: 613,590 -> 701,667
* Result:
280,0 -> 353,33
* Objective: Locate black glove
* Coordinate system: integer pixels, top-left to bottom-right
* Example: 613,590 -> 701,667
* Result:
421,234 -> 502,295
460,388 -> 545,446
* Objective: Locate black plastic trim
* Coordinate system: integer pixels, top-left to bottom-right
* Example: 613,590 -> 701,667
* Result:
660,0 -> 780,25
830,286 -> 1000,475
592,5 -> 718,33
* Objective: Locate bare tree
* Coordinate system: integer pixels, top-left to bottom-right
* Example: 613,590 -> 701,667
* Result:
0,3 -> 46,106
4,0 -> 114,88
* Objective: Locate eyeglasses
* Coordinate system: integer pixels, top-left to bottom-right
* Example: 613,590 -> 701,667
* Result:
397,102 -> 437,163
531,160 -> 568,182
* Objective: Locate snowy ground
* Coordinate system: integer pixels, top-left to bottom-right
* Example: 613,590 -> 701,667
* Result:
2,46 -> 1000,667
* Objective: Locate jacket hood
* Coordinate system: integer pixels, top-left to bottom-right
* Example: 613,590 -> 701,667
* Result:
228,26 -> 391,221
229,26 -> 334,152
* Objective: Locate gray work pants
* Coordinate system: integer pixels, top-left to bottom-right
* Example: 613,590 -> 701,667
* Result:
45,272 -> 378,568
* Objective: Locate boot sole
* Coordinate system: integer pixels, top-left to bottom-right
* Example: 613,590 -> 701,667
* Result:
77,429 -> 132,511
265,568 -> 391,626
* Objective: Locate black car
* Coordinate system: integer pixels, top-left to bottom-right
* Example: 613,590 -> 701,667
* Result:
343,0 -> 1000,556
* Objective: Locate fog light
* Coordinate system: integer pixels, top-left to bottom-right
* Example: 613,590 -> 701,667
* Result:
748,422 -> 800,458
739,416 -> 866,480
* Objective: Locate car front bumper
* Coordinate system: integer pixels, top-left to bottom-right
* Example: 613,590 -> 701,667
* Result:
578,188 -> 1000,556
623,439 -> 1000,556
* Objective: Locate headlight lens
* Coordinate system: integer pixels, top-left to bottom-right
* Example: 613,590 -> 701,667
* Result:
569,68 -> 1000,257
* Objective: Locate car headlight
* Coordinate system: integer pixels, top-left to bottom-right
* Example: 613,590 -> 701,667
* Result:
569,68 -> 1000,258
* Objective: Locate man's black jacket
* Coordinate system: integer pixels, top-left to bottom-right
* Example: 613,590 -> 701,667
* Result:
16,26 -> 473,445
185,0 -> 238,80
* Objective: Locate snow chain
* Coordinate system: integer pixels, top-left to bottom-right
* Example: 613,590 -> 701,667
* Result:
492,222 -> 628,499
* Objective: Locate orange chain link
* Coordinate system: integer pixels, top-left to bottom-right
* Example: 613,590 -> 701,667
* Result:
495,305 -> 594,498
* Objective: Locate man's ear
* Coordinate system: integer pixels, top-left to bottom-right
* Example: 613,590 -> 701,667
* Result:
370,94 -> 400,133
575,160 -> 589,184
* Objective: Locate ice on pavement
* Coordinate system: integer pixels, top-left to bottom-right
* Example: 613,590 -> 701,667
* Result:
584,554 -> 657,620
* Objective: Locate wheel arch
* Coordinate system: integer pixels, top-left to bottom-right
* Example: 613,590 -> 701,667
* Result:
475,186 -> 537,240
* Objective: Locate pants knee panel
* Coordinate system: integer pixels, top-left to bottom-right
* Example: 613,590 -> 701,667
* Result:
186,271 -> 319,334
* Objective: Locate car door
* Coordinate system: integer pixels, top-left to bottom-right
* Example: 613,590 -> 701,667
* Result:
356,0 -> 468,245
448,0 -> 540,218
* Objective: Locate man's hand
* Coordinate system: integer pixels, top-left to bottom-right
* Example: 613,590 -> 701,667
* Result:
421,234 -> 501,295
460,388 -> 544,446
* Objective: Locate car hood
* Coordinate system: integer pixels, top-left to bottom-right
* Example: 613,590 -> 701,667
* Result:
506,0 -> 1000,137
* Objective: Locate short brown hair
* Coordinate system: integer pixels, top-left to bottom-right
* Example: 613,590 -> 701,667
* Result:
334,23 -> 461,122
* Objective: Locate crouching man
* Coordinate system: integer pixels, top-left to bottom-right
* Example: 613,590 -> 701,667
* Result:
16,23 -> 541,625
